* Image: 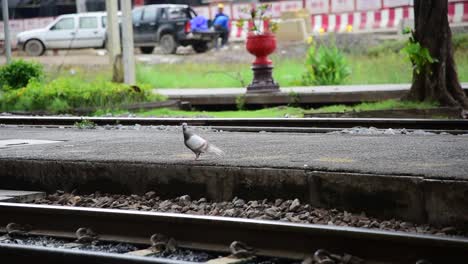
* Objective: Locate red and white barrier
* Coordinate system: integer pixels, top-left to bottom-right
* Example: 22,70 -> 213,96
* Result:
311,6 -> 414,33
310,1 -> 467,33
230,0 -> 468,40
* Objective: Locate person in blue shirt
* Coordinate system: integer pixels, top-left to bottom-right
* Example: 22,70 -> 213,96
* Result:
212,3 -> 230,48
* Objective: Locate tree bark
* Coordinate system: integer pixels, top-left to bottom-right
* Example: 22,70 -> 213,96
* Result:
405,0 -> 468,113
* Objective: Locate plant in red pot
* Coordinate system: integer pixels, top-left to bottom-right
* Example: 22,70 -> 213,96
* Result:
237,4 -> 280,93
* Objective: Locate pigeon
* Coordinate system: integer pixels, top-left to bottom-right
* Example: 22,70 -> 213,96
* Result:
182,123 -> 224,160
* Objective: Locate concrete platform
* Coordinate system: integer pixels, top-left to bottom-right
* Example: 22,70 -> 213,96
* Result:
0,126 -> 467,227
0,190 -> 45,202
156,83 -> 468,107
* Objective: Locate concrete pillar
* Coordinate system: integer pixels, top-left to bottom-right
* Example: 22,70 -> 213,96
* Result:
120,0 -> 136,85
105,0 -> 123,82
2,0 -> 12,63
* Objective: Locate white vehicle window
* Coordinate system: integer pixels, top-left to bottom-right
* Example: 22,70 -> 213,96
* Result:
51,18 -> 75,30
142,6 -> 158,22
167,8 -> 186,19
133,8 -> 143,23
79,17 -> 98,29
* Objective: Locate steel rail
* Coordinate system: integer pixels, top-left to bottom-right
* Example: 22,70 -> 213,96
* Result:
0,203 -> 467,263
212,126 -> 468,134
0,116 -> 468,131
0,243 -> 196,264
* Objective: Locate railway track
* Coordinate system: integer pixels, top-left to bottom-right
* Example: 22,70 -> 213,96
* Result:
0,203 -> 467,263
1,116 -> 468,134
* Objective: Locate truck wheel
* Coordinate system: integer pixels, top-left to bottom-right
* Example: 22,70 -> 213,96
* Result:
25,39 -> 45,56
140,46 -> 154,54
192,42 -> 209,53
160,34 -> 177,54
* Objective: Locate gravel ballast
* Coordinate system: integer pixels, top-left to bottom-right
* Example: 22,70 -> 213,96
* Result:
30,191 -> 466,238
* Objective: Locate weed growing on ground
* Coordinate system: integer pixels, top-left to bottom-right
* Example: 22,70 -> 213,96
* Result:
74,119 -> 96,129
235,94 -> 246,110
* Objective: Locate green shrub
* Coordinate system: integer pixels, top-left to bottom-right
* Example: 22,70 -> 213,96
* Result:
0,76 -> 165,113
401,29 -> 437,75
0,60 -> 44,90
301,41 -> 351,85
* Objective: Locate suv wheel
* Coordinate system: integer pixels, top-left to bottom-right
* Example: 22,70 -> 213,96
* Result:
192,42 -> 209,53
140,46 -> 154,54
25,39 -> 45,56
160,34 -> 177,54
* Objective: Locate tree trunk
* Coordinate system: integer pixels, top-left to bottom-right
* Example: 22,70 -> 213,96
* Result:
406,0 -> 468,114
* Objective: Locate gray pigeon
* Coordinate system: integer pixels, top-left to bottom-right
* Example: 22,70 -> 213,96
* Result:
182,123 -> 224,160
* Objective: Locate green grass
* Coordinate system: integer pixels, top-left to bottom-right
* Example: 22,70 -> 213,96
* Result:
137,50 -> 468,88
306,99 -> 438,114
136,59 -> 304,89
95,106 -> 305,118
95,100 -> 437,118
345,52 -> 412,84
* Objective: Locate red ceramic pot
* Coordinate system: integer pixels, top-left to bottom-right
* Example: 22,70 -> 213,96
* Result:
246,33 -> 277,65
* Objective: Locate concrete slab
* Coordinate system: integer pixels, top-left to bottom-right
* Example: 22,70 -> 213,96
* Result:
207,256 -> 254,264
0,126 -> 467,226
156,83 -> 468,106
0,139 -> 63,149
0,190 -> 45,202
126,248 -> 157,256
0,127 -> 466,179
0,196 -> 14,202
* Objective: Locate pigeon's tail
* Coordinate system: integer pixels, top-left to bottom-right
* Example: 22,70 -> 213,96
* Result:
207,144 -> 224,156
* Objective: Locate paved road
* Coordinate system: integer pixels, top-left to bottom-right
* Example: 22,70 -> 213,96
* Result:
0,126 -> 467,179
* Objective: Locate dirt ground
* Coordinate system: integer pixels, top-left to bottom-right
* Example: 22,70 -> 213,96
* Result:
0,41 -> 310,67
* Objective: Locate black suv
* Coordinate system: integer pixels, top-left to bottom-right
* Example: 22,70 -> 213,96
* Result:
132,4 -> 218,54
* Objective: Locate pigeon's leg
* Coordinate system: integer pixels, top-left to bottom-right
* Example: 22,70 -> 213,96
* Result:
195,153 -> 201,160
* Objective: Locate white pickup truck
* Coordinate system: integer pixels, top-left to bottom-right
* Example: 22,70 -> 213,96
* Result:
16,12 -> 107,56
